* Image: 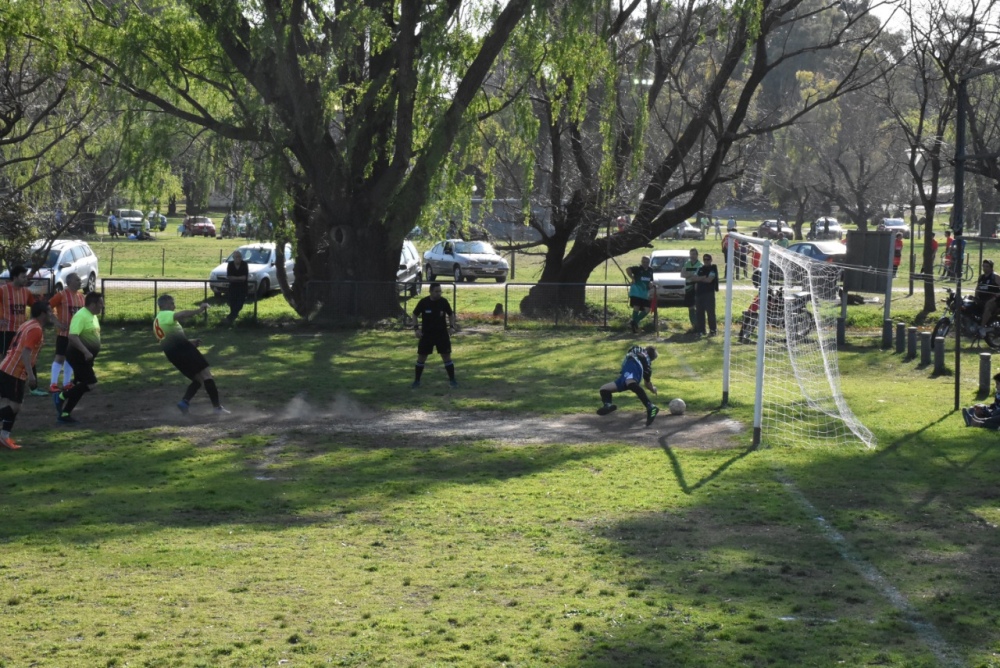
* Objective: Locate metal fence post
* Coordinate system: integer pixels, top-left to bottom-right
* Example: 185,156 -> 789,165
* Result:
162,248 -> 166,277
603,285 -> 608,329
110,246 -> 114,276
153,280 -> 158,320
504,284 -> 509,330
980,352 -> 992,395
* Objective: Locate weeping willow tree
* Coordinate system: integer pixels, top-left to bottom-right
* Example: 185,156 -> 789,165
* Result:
465,0 -> 887,312
42,0 -> 590,317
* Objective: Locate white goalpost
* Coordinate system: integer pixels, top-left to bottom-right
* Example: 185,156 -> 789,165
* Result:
721,232 -> 875,449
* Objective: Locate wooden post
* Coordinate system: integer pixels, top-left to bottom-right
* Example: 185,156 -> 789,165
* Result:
920,331 -> 932,366
907,327 -> 917,359
934,337 -> 946,373
883,319 -> 893,349
895,322 -> 906,353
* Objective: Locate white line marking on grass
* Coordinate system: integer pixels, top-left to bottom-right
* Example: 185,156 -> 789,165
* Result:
778,474 -> 962,668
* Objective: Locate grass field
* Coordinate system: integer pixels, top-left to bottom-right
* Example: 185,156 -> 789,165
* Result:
2,323 -> 999,667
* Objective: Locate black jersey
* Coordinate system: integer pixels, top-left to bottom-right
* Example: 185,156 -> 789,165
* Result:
414,296 -> 453,336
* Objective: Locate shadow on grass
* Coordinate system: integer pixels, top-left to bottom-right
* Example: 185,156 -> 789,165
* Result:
570,409 -> 1000,667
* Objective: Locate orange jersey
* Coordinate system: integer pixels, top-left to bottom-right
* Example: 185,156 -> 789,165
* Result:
49,289 -> 85,330
0,282 -> 35,332
0,319 -> 44,380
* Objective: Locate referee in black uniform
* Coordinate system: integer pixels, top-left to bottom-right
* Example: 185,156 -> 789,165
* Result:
412,282 -> 458,388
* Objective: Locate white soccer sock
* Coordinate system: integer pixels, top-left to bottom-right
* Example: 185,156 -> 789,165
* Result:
50,362 -> 62,386
62,361 -> 73,387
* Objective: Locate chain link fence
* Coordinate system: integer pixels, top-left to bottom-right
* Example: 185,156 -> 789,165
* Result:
99,278 -> 259,325
89,277 -> 690,330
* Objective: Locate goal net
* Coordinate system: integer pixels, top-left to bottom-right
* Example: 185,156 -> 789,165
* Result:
722,234 -> 875,449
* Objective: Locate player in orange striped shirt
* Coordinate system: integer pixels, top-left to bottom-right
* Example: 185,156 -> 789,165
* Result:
47,273 -> 84,392
0,301 -> 50,450
0,265 -> 36,358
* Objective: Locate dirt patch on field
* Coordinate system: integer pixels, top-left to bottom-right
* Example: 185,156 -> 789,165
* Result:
25,390 -> 746,449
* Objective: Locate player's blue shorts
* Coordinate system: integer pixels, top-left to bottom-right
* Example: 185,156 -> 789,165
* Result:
614,358 -> 643,391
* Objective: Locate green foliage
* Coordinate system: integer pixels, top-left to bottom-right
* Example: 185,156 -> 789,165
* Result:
0,196 -> 40,271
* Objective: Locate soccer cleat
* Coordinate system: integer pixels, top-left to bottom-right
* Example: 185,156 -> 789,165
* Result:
177,400 -> 190,415
411,381 -> 421,389
29,387 -> 48,396
962,408 -> 973,427
53,392 -> 65,416
645,404 -> 660,427
49,383 -> 61,393
596,404 -> 618,416
57,413 -> 78,424
449,379 -> 459,388
0,435 -> 22,450
214,406 -> 231,415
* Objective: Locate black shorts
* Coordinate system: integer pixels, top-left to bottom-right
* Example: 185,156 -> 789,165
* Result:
55,335 -> 69,356
418,332 -> 452,356
629,297 -> 651,309
65,347 -> 98,386
0,372 -> 26,404
163,341 -> 210,379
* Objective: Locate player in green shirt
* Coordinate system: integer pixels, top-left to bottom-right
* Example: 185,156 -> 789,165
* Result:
627,256 -> 654,333
154,295 -> 229,415
55,292 -> 104,424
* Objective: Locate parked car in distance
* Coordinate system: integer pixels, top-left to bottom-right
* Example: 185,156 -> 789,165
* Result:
880,217 -> 910,239
1,239 -> 99,296
649,250 -> 691,304
182,216 -> 217,237
147,212 -> 168,232
69,212 -> 99,235
109,208 -> 146,235
398,240 -> 422,296
665,220 -> 705,240
786,240 -> 847,263
423,239 -> 509,282
807,216 -> 844,240
209,243 -> 294,298
757,219 -> 794,240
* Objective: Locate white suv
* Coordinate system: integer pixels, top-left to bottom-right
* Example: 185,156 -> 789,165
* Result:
1,239 -> 99,296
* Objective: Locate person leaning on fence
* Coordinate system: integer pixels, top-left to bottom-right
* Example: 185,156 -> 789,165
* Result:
962,373 -> 1000,429
626,256 -> 654,334
224,250 -> 249,326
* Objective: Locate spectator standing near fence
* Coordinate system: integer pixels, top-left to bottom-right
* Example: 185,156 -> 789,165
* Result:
47,273 -> 84,393
680,248 -> 702,332
224,250 -> 249,326
893,232 -> 903,276
943,230 -> 954,277
0,266 -> 36,359
693,253 -> 719,337
412,282 -> 459,389
714,218 -> 723,239
0,302 -> 50,449
55,292 -> 103,425
154,295 -> 229,415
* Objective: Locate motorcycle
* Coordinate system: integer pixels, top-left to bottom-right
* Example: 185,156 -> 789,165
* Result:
931,287 -> 1000,349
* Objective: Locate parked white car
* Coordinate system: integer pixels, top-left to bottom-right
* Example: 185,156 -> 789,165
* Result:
1,239 -> 99,296
109,208 -> 146,235
649,249 -> 691,304
209,243 -> 294,298
423,239 -> 508,282
398,240 -> 422,296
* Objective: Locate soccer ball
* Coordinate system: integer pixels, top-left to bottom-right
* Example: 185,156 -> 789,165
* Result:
669,398 -> 686,415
